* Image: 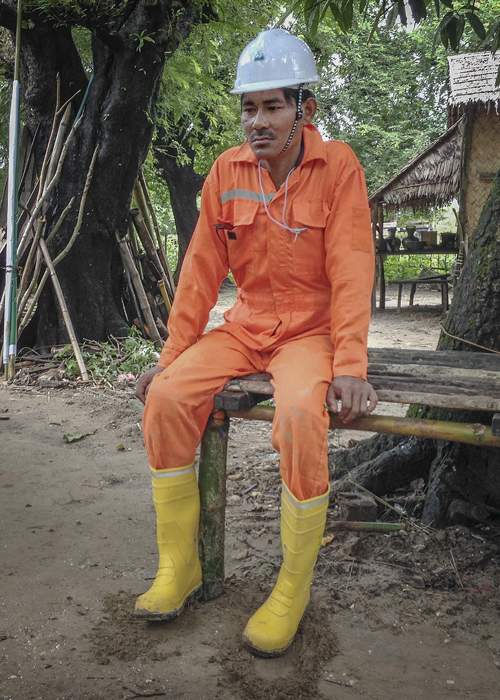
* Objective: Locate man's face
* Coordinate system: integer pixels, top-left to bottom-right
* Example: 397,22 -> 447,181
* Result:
241,89 -> 298,160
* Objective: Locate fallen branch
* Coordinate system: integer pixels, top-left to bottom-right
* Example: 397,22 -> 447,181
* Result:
327,521 -> 402,533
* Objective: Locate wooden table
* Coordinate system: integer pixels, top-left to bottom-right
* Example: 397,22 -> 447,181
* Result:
375,247 -> 458,310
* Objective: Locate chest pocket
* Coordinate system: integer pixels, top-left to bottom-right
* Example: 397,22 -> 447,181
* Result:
220,198 -> 262,272
291,199 -> 329,278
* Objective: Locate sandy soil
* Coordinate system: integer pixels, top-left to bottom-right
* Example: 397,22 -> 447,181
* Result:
1,284 -> 500,700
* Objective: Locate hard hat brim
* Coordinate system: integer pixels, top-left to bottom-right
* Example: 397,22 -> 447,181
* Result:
231,76 -> 319,95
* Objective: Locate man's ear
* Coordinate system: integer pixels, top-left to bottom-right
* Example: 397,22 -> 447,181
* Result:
302,97 -> 317,123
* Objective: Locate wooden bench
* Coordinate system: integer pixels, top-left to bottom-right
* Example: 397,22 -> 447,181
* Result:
197,348 -> 500,600
393,274 -> 450,310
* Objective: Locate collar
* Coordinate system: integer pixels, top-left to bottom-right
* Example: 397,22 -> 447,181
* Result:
229,123 -> 328,165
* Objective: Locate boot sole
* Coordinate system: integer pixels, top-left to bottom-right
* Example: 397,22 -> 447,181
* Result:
242,633 -> 293,658
133,583 -> 202,622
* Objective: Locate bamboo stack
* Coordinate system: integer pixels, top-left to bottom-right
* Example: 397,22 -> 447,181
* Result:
117,172 -> 176,345
0,79 -> 176,380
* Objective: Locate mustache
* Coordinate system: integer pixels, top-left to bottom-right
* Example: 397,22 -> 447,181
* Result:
250,131 -> 275,141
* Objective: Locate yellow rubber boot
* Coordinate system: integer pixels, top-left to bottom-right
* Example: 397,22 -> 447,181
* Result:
243,483 -> 329,656
134,464 -> 202,620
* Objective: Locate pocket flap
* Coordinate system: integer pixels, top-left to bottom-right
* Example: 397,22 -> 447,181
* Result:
222,197 -> 260,226
292,199 -> 329,228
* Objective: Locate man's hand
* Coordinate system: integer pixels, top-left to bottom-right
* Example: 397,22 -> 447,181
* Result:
327,375 -> 378,424
135,365 -> 164,405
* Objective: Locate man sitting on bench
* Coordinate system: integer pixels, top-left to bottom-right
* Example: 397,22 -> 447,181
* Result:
134,29 -> 378,657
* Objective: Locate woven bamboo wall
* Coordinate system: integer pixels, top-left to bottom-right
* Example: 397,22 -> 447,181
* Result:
463,109 -> 500,238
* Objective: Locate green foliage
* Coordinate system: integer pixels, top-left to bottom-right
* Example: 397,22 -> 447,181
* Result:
384,253 -> 456,282
54,328 -> 159,382
24,0 -> 127,24
156,0 -> 283,175
315,18 -> 449,191
295,0 -> 499,52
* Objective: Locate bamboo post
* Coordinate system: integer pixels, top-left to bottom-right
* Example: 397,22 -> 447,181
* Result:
198,410 -> 229,601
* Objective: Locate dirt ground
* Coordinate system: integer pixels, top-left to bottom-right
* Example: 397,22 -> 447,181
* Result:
1,284 -> 500,700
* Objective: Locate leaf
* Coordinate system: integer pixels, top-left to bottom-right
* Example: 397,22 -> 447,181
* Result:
63,430 -> 96,444
432,11 -> 455,52
450,14 -> 465,52
408,0 -> 427,24
439,0 -> 454,8
341,0 -> 354,31
465,11 -> 486,41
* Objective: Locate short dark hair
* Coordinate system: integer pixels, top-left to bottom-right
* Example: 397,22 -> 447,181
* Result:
282,87 -> 315,106
240,87 -> 316,110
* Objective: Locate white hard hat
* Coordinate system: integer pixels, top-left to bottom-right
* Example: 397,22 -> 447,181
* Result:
231,28 -> 319,95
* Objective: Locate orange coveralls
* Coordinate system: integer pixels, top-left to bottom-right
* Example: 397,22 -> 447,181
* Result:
143,124 -> 374,500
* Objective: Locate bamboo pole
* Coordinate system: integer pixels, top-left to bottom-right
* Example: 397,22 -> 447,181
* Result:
2,0 -> 23,379
17,198 -> 74,331
137,171 -> 176,296
116,235 -> 162,346
199,411 -> 229,601
17,106 -> 83,261
17,145 -> 98,336
158,279 -> 172,315
130,207 -> 172,293
225,407 -> 500,449
44,103 -> 71,185
37,238 -> 88,381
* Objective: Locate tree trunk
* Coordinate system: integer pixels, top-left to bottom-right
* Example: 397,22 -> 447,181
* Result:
331,169 -> 500,526
1,1 -> 208,349
420,167 -> 500,525
153,124 -> 204,280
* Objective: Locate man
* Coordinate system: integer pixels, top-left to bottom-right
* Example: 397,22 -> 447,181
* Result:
134,28 -> 377,657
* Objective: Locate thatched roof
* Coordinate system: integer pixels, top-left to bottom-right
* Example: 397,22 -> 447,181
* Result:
448,52 -> 500,109
369,118 -> 464,210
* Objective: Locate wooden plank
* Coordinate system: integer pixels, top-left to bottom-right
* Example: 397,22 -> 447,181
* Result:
368,376 -> 499,396
367,362 -> 500,382
367,349 -> 500,371
220,374 -> 500,412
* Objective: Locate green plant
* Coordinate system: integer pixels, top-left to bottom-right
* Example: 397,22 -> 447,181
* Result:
54,328 -> 159,383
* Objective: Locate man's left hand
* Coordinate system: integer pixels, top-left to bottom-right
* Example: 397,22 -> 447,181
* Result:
327,376 -> 378,424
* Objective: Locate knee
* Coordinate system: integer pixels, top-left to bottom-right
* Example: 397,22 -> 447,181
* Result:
272,391 -> 327,447
277,388 -> 325,425
143,374 -> 186,427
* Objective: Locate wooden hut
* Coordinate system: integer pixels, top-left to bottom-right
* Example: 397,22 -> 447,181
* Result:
448,52 -> 500,241
370,51 -> 500,243
369,52 -> 500,308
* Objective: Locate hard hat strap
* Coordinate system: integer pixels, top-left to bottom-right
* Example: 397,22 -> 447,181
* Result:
281,84 -> 304,153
